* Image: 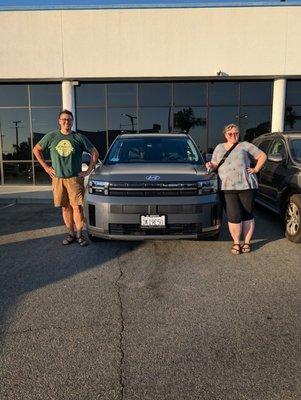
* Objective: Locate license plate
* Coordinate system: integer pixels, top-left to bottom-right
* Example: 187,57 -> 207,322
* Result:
141,215 -> 166,228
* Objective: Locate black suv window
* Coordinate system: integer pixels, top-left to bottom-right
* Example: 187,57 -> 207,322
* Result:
269,139 -> 287,159
257,139 -> 272,154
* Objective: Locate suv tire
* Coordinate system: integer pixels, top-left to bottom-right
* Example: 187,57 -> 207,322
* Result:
285,194 -> 301,243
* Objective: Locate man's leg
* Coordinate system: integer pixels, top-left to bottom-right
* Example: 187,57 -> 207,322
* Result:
71,205 -> 85,237
62,205 -> 75,236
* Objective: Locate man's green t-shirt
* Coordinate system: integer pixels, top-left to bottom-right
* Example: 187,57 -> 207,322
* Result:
38,130 -> 94,178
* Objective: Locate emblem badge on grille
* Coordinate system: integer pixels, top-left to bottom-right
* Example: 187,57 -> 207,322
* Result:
146,175 -> 160,181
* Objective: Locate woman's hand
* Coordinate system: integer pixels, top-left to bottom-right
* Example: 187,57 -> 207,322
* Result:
247,167 -> 257,174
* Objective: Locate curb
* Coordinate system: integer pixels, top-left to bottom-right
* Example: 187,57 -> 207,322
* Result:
0,198 -> 52,205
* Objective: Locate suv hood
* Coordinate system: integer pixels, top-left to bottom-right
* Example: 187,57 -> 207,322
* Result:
91,163 -> 214,182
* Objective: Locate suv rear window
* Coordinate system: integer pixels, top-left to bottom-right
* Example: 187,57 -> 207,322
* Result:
105,137 -> 203,165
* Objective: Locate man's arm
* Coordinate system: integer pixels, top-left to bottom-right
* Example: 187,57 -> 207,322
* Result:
78,147 -> 99,178
33,143 -> 56,178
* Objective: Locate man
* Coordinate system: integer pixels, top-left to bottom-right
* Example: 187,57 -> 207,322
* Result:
33,109 -> 99,246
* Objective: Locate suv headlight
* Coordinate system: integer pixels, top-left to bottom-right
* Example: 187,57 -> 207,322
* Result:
89,180 -> 109,195
197,179 -> 217,195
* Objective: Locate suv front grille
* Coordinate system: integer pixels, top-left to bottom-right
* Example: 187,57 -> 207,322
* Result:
109,223 -> 201,236
108,182 -> 198,197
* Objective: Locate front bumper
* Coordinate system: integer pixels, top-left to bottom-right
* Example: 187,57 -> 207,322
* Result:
84,193 -> 221,240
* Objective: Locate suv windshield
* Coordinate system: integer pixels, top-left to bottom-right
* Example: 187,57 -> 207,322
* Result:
289,138 -> 301,164
105,136 -> 203,165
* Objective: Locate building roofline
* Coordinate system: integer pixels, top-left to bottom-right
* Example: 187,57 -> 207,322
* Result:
0,1 -> 300,12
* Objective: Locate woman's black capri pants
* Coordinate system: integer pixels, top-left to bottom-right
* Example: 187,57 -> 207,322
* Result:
223,189 -> 256,223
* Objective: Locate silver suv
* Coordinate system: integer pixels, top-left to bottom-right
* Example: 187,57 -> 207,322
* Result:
84,133 -> 221,240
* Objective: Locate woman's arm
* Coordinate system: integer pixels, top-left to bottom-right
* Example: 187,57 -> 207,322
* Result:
247,151 -> 267,174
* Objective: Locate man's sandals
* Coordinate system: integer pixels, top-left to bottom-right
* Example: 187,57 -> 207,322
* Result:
77,235 -> 89,247
62,234 -> 76,245
62,234 -> 89,247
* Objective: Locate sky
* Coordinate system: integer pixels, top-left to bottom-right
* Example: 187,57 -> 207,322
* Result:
0,0 -> 300,10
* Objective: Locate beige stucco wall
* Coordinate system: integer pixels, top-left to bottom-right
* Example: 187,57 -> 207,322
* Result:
0,6 -> 300,80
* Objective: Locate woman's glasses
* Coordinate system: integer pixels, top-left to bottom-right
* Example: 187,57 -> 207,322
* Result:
227,132 -> 239,137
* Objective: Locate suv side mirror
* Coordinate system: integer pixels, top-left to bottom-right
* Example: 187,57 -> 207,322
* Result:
268,154 -> 283,163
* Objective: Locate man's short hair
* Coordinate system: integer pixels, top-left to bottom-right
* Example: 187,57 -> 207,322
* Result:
59,109 -> 73,119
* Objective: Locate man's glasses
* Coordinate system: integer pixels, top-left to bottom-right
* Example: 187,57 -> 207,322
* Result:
60,118 -> 73,122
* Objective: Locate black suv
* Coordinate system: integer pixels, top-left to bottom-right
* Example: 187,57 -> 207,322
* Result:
252,132 -> 301,243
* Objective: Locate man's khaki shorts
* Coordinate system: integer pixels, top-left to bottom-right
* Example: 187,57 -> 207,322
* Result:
52,176 -> 85,207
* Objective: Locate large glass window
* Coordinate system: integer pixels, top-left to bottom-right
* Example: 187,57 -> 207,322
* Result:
75,83 -> 105,107
209,82 -> 239,105
139,107 -> 171,133
208,106 -> 239,150
107,83 -> 136,107
0,109 -> 31,160
285,80 -> 301,131
139,83 -> 171,106
174,83 -> 207,106
0,84 -> 28,107
239,106 -> 271,142
30,84 -> 62,107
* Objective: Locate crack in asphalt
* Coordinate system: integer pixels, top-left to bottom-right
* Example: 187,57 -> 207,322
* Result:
116,251 -> 125,400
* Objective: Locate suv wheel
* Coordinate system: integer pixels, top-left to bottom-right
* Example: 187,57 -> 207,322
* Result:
285,194 -> 301,243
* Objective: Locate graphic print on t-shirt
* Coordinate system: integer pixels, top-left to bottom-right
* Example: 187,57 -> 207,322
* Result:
55,140 -> 74,157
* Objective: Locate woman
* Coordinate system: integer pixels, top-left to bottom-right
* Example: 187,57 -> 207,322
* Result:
206,123 -> 267,254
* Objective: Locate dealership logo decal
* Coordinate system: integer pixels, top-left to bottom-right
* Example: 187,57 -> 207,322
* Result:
146,175 -> 160,181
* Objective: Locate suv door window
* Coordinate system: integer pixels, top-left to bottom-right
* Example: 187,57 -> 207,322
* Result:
257,139 -> 272,154
269,139 -> 287,159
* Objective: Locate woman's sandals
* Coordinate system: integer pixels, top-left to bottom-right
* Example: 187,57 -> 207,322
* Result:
62,234 -> 76,245
241,243 -> 251,253
231,243 -> 241,255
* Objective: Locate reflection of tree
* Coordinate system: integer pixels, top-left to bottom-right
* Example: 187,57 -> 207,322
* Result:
285,106 -> 301,129
174,107 -> 206,133
244,121 -> 271,142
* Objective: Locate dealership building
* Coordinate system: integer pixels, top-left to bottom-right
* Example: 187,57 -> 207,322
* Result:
0,0 -> 301,185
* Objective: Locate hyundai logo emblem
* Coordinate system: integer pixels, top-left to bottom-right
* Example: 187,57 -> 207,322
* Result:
146,175 -> 161,181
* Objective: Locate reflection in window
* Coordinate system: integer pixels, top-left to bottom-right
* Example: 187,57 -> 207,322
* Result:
240,82 -> 272,105
75,83 -> 106,107
34,162 -> 52,184
174,83 -> 207,106
208,107 -> 238,150
139,107 -> 171,133
31,108 -> 61,160
0,84 -> 28,107
0,109 -> 31,160
30,84 -> 62,107
139,83 -> 171,106
108,107 -> 137,147
285,106 -> 301,131
209,82 -> 239,106
173,107 -> 207,153
286,81 -> 301,105
239,106 -> 271,142
107,83 -> 136,107
76,108 -> 107,159
3,162 -> 33,184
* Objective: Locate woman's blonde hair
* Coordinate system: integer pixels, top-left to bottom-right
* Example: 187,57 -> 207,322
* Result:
223,123 -> 239,136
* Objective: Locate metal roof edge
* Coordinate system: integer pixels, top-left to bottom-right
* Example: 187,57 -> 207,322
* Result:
0,2 -> 300,12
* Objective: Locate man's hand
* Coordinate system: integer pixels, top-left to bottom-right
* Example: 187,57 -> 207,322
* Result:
78,171 -> 90,179
46,166 -> 56,178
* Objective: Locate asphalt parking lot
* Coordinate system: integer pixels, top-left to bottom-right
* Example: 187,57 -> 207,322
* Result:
0,204 -> 300,400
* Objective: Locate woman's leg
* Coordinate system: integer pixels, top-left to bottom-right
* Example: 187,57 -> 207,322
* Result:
224,192 -> 243,253
239,190 -> 256,251
242,219 -> 255,244
228,221 -> 243,244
